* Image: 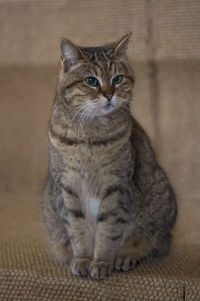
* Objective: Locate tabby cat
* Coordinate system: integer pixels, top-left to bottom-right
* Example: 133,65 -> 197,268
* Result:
43,33 -> 177,279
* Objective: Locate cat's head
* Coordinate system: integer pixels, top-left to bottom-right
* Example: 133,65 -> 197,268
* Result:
57,33 -> 134,120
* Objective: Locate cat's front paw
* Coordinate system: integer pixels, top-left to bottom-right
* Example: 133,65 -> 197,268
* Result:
89,259 -> 113,280
70,257 -> 90,276
114,256 -> 136,271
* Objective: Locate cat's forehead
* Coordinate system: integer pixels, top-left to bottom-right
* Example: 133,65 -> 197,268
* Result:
82,46 -> 127,75
83,46 -> 109,57
84,46 -> 111,65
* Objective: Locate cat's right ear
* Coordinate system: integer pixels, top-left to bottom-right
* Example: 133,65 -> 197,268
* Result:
107,33 -> 132,58
60,38 -> 85,72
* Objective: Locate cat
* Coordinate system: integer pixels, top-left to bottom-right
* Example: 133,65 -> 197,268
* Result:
43,33 -> 177,280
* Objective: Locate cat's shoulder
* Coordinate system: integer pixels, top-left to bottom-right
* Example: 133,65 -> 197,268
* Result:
130,117 -> 151,145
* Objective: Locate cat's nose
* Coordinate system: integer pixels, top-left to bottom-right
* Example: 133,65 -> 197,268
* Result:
103,92 -> 113,101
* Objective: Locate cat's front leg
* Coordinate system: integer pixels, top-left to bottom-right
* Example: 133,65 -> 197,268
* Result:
89,186 -> 132,279
61,186 -> 93,276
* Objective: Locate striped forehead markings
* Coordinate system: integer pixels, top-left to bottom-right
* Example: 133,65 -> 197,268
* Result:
90,55 -> 119,84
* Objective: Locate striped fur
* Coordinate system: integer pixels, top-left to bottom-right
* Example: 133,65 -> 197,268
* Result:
43,34 -> 177,279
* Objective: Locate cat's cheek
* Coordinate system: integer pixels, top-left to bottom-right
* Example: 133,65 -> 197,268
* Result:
110,97 -> 123,110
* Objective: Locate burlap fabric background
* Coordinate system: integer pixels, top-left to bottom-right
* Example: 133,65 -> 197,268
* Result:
0,1 -> 200,300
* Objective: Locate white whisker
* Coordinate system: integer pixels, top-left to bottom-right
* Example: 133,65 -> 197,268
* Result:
76,102 -> 98,138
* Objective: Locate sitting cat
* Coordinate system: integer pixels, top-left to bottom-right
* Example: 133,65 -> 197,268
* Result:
43,33 -> 177,279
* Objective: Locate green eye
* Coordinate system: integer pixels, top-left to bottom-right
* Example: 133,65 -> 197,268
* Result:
85,77 -> 98,87
112,75 -> 123,85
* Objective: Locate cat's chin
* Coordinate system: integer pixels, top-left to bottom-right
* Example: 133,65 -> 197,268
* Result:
101,103 -> 115,114
99,104 -> 127,117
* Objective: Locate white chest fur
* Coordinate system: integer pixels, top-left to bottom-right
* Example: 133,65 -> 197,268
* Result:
83,196 -> 101,233
86,197 -> 100,220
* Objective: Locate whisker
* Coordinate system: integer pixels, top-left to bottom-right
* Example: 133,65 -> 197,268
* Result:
76,102 -> 97,137
71,96 -> 130,138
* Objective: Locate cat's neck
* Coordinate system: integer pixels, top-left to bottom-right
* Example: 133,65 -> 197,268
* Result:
51,104 -> 132,143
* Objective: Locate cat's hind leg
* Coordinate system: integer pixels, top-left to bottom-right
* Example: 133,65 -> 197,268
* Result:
150,232 -> 172,257
114,235 -> 157,271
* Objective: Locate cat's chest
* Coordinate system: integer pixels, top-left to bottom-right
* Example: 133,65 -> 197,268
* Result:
61,140 -> 132,192
83,196 -> 101,232
62,143 -> 109,176
61,144 -> 104,192
63,148 -> 103,228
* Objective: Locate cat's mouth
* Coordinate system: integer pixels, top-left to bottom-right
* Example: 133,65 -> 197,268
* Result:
103,102 -> 114,110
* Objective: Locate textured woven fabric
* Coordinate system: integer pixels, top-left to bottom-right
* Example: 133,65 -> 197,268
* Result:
0,0 -> 200,299
0,193 -> 199,301
0,0 -> 200,65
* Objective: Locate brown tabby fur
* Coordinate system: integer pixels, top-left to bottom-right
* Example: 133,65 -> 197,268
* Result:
43,33 -> 177,279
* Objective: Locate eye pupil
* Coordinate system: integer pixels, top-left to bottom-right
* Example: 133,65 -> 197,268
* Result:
113,75 -> 123,85
85,77 -> 98,87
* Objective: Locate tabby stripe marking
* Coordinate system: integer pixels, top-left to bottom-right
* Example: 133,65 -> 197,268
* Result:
60,183 -> 79,198
63,80 -> 84,91
97,211 -> 118,223
115,217 -> 129,224
103,185 -> 130,200
118,199 -> 130,214
110,232 -> 123,241
67,208 -> 84,218
50,125 -> 83,146
125,75 -> 134,84
88,127 -> 128,146
50,125 -> 128,146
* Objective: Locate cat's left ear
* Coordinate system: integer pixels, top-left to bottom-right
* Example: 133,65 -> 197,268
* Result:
60,38 -> 85,72
108,32 -> 132,57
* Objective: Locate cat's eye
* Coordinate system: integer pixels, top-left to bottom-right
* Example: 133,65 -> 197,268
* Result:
85,77 -> 98,87
112,75 -> 123,85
